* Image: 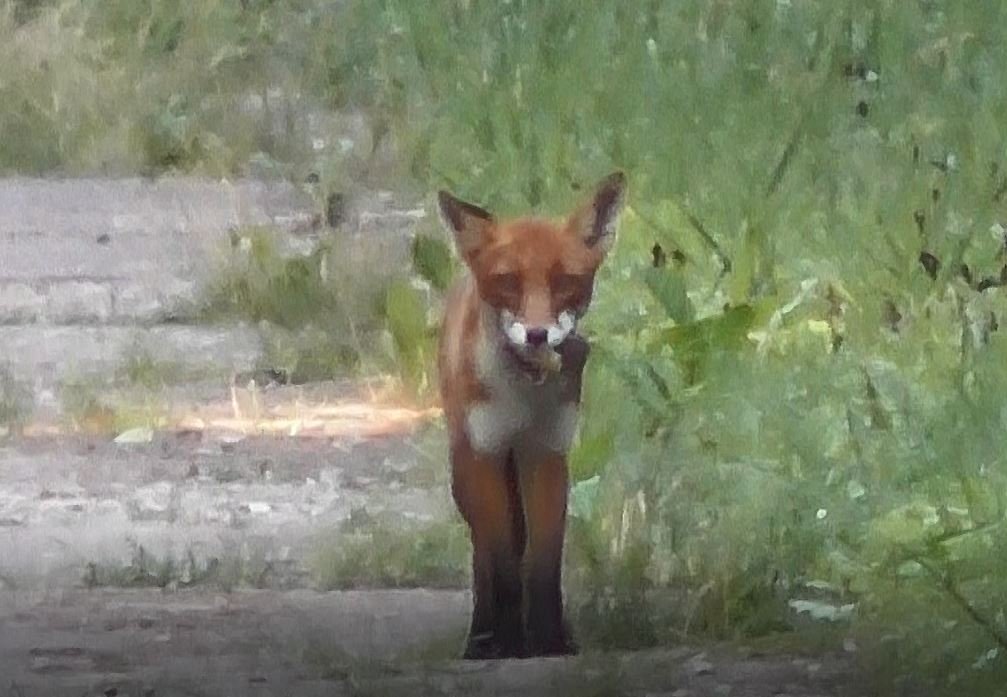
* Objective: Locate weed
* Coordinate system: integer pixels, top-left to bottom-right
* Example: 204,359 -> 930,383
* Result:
311,516 -> 469,591
200,223 -> 445,394
82,542 -> 283,592
117,346 -> 187,389
59,376 -> 168,435
0,364 -> 31,434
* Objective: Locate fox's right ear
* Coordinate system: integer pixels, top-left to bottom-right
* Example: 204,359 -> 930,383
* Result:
438,190 -> 495,261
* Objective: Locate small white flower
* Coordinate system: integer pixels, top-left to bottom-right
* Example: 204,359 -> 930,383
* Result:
816,508 -> 828,520
846,480 -> 866,500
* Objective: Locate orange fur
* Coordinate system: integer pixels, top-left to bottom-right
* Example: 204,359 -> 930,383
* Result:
437,173 -> 625,659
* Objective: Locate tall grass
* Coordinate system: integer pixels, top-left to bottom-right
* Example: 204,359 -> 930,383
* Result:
344,2 -> 1007,692
0,0 -> 334,175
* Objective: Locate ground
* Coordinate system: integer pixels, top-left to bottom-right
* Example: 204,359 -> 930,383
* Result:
0,587 -> 856,696
0,394 -> 860,697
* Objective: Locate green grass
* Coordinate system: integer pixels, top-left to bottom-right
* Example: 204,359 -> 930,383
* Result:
57,345 -> 205,434
199,226 -> 368,383
0,0 -> 313,175
311,515 -> 470,591
0,364 -> 31,434
200,223 -> 444,392
6,0 -> 1007,692
397,423 -> 452,490
83,519 -> 470,594
82,542 -> 280,592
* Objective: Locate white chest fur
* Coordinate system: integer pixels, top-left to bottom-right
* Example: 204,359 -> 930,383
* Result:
464,329 -> 579,457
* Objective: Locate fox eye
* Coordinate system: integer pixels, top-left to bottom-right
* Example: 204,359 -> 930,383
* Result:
489,272 -> 521,296
552,273 -> 585,295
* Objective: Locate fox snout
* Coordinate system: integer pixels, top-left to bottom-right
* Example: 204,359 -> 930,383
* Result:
500,309 -> 576,350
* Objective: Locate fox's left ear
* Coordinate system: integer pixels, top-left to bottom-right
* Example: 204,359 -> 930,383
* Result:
438,190 -> 495,263
568,171 -> 626,257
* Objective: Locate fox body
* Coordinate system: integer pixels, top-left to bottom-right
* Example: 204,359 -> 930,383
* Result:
437,173 -> 626,659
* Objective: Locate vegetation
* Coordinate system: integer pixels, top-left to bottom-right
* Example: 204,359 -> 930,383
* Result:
58,344 -> 213,434
6,0 -> 1007,692
83,541 -> 286,591
0,364 -> 31,434
200,224 -> 442,391
59,376 -> 168,434
311,515 -> 469,592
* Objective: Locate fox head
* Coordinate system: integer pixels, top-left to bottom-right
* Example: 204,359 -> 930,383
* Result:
438,172 -> 625,354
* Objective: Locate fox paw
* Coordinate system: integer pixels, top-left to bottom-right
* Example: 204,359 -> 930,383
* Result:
525,626 -> 578,657
462,631 -> 525,660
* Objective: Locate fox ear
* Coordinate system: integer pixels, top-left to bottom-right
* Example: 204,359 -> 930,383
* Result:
568,171 -> 626,256
438,190 -> 495,261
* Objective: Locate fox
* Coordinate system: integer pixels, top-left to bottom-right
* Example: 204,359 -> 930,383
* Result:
436,172 -> 626,659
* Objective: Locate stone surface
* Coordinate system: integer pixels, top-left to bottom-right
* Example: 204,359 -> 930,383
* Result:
0,177 -> 428,325
44,281 -> 114,323
0,324 -> 264,391
0,177 -> 318,326
111,279 -> 199,323
0,177 -> 317,283
0,427 -> 446,588
0,177 -> 430,286
0,282 -> 44,323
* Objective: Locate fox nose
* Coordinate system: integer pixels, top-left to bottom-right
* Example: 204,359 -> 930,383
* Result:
526,327 -> 549,347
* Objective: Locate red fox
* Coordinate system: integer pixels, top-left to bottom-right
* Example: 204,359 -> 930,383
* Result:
436,172 -> 626,659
